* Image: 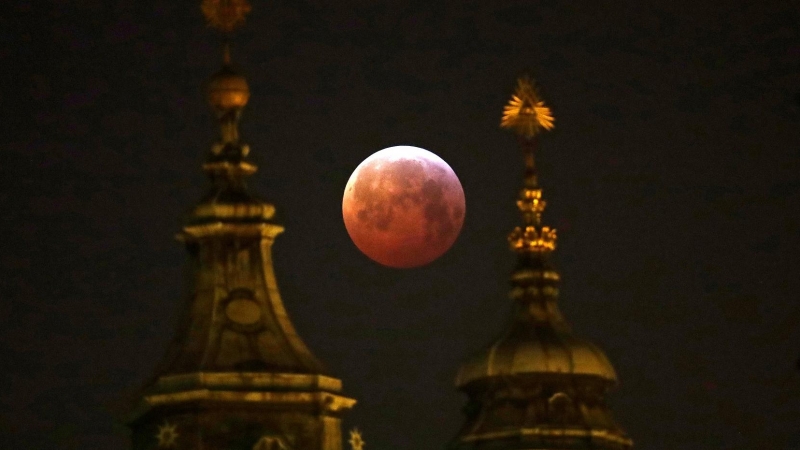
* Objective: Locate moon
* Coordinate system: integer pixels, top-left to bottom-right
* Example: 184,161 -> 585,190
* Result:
342,146 -> 466,268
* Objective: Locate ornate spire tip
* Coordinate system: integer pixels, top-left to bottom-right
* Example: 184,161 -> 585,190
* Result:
201,0 -> 252,33
501,76 -> 555,138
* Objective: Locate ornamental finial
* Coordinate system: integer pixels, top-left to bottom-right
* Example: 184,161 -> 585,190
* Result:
201,0 -> 252,33
200,0 -> 255,181
501,76 -> 555,138
503,76 -> 557,254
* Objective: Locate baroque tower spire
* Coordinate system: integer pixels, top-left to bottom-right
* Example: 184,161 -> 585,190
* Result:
126,2 -> 355,449
450,77 -> 632,450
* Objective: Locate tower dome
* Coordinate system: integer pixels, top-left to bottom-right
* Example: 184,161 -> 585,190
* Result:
456,251 -> 618,389
456,322 -> 618,390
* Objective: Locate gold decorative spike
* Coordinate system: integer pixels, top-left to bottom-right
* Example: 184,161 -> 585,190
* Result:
155,421 -> 179,448
348,428 -> 365,450
201,0 -> 252,33
501,76 -> 555,138
501,76 -> 557,253
508,225 -> 557,253
517,188 -> 547,216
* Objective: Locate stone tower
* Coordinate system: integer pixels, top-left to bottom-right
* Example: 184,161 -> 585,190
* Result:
126,2 -> 355,449
450,77 -> 632,450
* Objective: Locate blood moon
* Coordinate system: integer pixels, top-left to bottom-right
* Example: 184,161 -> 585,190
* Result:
342,146 -> 466,268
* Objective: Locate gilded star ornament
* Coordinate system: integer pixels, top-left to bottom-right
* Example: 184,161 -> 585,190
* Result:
156,422 -> 179,448
501,77 -> 555,138
348,428 -> 365,450
201,0 -> 252,33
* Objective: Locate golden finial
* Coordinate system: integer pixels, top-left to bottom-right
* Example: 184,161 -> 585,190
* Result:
503,76 -> 557,253
201,0 -> 252,33
501,76 -> 555,138
348,428 -> 365,450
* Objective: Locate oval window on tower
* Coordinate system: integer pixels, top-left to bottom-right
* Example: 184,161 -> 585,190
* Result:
223,288 -> 262,327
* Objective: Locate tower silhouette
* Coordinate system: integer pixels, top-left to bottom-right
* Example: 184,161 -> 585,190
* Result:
125,2 -> 355,449
450,77 -> 632,450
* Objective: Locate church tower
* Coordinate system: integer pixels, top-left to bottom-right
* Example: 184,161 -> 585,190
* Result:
450,77 -> 632,450
126,2 -> 355,449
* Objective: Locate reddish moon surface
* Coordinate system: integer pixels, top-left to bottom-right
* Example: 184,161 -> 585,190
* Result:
342,146 -> 466,268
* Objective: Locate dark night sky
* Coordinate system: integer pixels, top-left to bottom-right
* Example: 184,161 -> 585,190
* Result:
2,0 -> 800,448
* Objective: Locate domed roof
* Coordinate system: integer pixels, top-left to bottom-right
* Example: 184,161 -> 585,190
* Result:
455,320 -> 618,389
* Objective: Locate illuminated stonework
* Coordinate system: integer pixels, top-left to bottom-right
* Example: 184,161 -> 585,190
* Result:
126,2 -> 354,450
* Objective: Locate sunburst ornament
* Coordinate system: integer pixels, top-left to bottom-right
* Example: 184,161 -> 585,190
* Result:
348,428 -> 365,450
500,76 -> 555,138
156,421 -> 179,448
201,0 -> 252,33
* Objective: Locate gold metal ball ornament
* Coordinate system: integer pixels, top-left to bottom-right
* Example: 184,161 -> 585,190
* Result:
207,66 -> 250,111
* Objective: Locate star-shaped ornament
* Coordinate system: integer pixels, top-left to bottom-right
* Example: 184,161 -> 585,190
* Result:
156,421 -> 179,448
348,428 -> 365,450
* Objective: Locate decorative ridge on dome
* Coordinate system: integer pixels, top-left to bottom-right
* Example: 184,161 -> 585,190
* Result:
454,327 -> 619,389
